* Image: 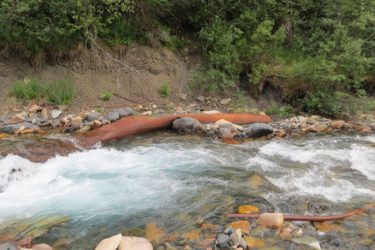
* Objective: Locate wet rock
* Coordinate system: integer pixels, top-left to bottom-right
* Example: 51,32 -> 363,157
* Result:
172,117 -> 204,133
10,113 -> 27,124
216,233 -> 230,248
31,243 -> 53,250
291,236 -> 321,250
95,234 -> 122,250
51,110 -> 62,119
256,213 -> 284,228
106,111 -> 120,122
220,98 -> 231,105
0,122 -> 38,134
244,236 -> 265,249
228,221 -> 250,235
116,107 -> 135,118
243,123 -> 273,138
196,96 -> 205,102
119,236 -> 153,250
182,229 -> 200,241
17,237 -> 32,248
238,205 -> 259,214
217,126 -> 234,139
309,124 -> 329,133
145,223 -> 165,244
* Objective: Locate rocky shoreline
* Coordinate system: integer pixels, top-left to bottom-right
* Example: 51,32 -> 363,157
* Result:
0,102 -> 374,142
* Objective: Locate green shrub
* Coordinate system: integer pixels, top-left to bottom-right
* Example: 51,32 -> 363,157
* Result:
266,104 -> 294,118
190,69 -> 235,93
159,82 -> 170,97
303,91 -> 358,118
9,79 -> 74,105
99,90 -> 113,101
9,79 -> 46,100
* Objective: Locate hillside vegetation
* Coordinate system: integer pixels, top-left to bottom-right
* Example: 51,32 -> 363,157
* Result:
1,0 -> 375,117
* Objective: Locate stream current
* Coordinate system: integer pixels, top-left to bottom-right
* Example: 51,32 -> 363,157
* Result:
0,133 -> 375,249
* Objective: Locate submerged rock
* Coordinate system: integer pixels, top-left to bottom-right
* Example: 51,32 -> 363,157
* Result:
243,123 -> 273,138
172,117 -> 204,134
145,223 -> 165,244
95,234 -> 122,250
119,236 -> 153,250
291,236 -> 321,250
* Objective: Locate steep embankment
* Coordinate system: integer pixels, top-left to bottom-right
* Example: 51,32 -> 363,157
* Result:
0,45 -> 195,114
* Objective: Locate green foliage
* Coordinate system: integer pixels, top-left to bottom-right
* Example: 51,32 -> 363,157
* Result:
303,91 -> 360,118
159,82 -> 170,97
9,79 -> 74,105
99,90 -> 113,101
190,69 -> 235,93
266,104 -> 294,118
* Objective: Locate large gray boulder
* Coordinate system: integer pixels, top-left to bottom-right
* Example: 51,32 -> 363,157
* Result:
115,107 -> 135,118
0,122 -> 39,134
172,117 -> 205,133
243,123 -> 273,138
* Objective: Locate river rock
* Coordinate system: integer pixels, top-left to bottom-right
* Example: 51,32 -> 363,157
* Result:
243,123 -> 273,138
41,108 -> 49,120
77,126 -> 91,133
180,93 -> 187,100
119,236 -> 152,250
0,122 -> 39,134
95,234 -> 122,250
0,242 -> 17,250
291,236 -> 321,250
230,229 -> 243,246
256,213 -> 284,228
10,113 -> 27,124
106,111 -> 120,122
217,126 -> 235,139
145,223 -> 165,244
142,111 -> 152,116
203,110 -> 220,114
228,220 -> 250,235
0,114 -> 10,124
71,116 -> 82,129
172,117 -> 204,133
307,115 -> 320,125
31,243 -> 53,250
217,234 -> 230,248
51,110 -> 62,119
116,107 -> 135,118
28,104 -> 41,113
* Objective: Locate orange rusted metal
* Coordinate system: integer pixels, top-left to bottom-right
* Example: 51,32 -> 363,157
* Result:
79,113 -> 271,145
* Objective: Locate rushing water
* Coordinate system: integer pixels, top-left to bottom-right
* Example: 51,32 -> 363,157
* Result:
0,133 -> 375,249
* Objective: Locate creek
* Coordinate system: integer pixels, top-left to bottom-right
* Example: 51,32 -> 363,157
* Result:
0,133 -> 375,249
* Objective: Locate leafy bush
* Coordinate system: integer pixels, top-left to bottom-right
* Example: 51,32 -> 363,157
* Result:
159,82 -> 170,97
190,69 -> 235,93
9,79 -> 74,105
99,90 -> 113,101
266,104 -> 294,118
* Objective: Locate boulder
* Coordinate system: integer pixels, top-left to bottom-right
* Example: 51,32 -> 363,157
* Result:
106,111 -> 120,122
86,111 -> 100,122
95,234 -> 122,250
217,127 -> 235,139
217,234 -> 230,248
0,122 -> 39,134
28,104 -> 41,113
230,229 -> 242,246
243,123 -> 273,138
119,236 -> 153,250
115,107 -> 135,118
256,213 -> 284,228
172,117 -> 204,134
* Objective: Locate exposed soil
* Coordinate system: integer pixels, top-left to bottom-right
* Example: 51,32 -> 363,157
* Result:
0,44 -> 198,114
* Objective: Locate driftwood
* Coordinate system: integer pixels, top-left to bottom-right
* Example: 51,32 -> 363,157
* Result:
228,202 -> 375,221
79,113 -> 271,145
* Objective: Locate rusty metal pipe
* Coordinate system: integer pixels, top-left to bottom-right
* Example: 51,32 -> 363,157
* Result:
79,113 -> 271,145
227,202 -> 375,221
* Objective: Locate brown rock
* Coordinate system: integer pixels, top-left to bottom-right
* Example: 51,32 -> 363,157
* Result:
244,236 -> 265,248
307,115 -> 320,125
28,104 -> 42,113
71,116 -> 82,129
119,236 -> 153,250
31,243 -> 53,250
182,229 -> 200,241
145,223 -> 165,244
256,213 -> 284,228
41,108 -> 49,120
77,126 -> 91,134
228,220 -> 250,235
142,111 -> 152,116
330,120 -> 345,129
95,234 -> 122,250
309,124 -> 328,133
10,113 -> 26,124
17,237 -> 32,248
